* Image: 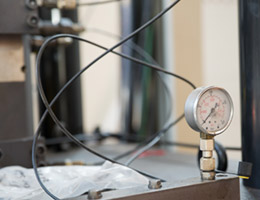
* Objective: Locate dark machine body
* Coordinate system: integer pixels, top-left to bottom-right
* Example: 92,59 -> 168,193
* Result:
239,0 -> 260,189
0,0 -> 84,167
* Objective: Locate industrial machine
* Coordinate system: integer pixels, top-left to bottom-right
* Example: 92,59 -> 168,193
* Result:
0,0 -> 84,167
0,0 -> 259,199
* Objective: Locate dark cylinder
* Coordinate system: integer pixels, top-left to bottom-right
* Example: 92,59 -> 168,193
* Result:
239,0 -> 260,189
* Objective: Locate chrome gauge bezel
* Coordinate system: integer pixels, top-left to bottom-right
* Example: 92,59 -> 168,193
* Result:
185,86 -> 234,135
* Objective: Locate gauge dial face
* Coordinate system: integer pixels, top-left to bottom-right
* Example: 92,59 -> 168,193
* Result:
196,88 -> 233,134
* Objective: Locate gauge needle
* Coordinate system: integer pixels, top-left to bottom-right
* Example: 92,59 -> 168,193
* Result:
202,103 -> 218,125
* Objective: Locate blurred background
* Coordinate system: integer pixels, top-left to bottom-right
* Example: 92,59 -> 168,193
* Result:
0,0 -> 242,174
5,0 -> 260,197
78,0 -> 240,159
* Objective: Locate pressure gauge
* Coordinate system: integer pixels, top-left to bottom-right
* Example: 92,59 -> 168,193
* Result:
185,86 -> 233,135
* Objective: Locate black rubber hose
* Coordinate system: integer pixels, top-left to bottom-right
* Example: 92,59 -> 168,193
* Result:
197,141 -> 228,171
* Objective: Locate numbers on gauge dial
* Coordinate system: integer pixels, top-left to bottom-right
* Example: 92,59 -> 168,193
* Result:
196,89 -> 231,133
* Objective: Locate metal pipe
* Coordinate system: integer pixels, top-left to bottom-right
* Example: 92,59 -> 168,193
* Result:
239,0 -> 260,189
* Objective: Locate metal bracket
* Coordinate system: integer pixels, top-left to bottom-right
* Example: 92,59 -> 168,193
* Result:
0,0 -> 39,34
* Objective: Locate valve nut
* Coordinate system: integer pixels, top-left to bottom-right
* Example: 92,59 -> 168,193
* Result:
200,138 -> 214,151
200,157 -> 215,171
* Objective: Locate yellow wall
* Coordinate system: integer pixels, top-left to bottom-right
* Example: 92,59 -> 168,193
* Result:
78,2 -> 121,133
173,0 -> 241,158
173,0 -> 203,151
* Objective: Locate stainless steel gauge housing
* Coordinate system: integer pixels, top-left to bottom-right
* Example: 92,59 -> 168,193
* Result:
184,86 -> 234,135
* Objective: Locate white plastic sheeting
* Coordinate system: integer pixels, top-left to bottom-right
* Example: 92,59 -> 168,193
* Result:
0,161 -> 149,200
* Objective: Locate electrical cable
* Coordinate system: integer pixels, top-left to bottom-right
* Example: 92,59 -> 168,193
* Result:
213,141 -> 228,171
33,1 -> 184,198
86,27 -> 174,134
125,113 -> 185,166
83,28 -> 180,165
79,28 -> 241,165
35,34 -> 194,169
89,115 -> 186,166
225,146 -> 241,151
33,34 -> 181,199
33,33 -> 194,167
77,0 -> 122,6
160,141 -> 198,149
160,141 -> 241,151
37,0 -> 184,167
36,0 -> 186,172
37,1 -> 186,159
50,132 -> 238,166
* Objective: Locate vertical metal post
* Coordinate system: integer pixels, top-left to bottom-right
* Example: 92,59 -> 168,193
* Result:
38,8 -> 83,144
62,9 -> 83,135
120,0 -> 134,139
23,34 -> 39,137
120,0 -> 168,141
239,0 -> 260,189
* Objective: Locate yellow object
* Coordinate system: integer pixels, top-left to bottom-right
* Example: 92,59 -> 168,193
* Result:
239,176 -> 249,179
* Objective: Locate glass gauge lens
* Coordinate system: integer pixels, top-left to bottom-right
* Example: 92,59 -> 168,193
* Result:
196,88 -> 232,134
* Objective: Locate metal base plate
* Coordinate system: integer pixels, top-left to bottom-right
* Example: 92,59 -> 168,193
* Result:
71,175 -> 240,200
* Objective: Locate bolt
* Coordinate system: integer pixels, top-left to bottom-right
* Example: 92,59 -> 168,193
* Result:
201,171 -> 215,180
88,189 -> 102,199
25,0 -> 38,10
148,180 -> 162,189
200,157 -> 215,171
27,15 -> 38,28
36,144 -> 46,157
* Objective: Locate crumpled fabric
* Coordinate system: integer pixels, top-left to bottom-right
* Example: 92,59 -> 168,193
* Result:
0,161 -> 149,200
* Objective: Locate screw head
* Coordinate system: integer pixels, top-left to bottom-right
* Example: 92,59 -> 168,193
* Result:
36,144 -> 46,157
27,15 -> 39,28
201,171 -> 216,180
25,0 -> 38,10
148,179 -> 162,189
88,189 -> 102,199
